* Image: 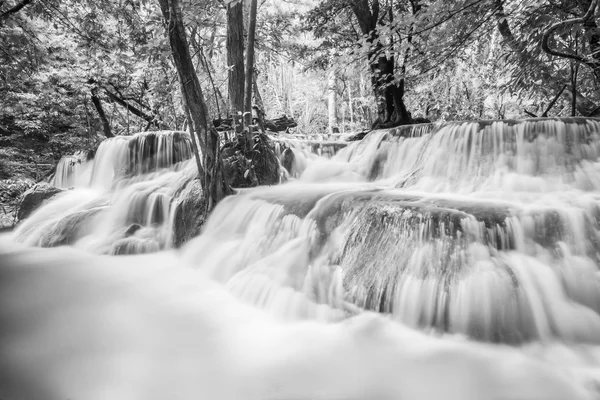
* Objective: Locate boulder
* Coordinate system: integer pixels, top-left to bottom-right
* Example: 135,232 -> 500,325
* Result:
17,182 -> 63,221
171,179 -> 206,248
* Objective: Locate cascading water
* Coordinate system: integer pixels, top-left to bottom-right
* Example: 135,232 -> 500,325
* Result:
15,130 -> 196,254
2,118 -> 600,400
49,150 -> 94,189
272,134 -> 348,177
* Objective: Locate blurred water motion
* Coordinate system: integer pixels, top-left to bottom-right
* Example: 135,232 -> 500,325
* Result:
3,118 -> 600,399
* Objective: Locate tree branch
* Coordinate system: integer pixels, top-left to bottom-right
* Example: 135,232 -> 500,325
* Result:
541,0 -> 599,70
104,88 -> 164,129
0,0 -> 33,21
541,84 -> 567,117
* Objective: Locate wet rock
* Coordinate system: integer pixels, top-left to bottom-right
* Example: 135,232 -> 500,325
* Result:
36,207 -> 103,247
282,147 -> 295,174
124,224 -> 142,237
110,236 -> 160,255
17,182 -> 63,221
171,179 -> 206,248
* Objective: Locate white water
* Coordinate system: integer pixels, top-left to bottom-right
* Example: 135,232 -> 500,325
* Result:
3,119 -> 600,399
49,150 -> 94,189
15,131 -> 196,253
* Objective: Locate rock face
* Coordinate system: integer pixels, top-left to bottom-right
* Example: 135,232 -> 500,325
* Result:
17,182 -> 63,221
171,179 -> 206,248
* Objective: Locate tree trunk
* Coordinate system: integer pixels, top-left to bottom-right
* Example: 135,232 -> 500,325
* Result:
368,47 -> 411,127
157,0 -> 230,211
348,0 -> 412,128
327,55 -> 338,135
244,0 -> 258,139
226,0 -> 245,131
184,105 -> 204,180
90,87 -> 113,138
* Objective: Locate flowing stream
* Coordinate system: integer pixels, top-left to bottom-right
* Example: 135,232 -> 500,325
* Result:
2,118 -> 600,400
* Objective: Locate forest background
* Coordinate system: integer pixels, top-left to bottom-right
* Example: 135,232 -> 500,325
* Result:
1,0 -> 599,207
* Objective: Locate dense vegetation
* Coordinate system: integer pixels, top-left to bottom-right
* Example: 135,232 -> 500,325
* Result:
1,0 -> 599,213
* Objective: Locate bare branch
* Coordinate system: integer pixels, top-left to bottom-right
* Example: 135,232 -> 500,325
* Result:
524,110 -> 538,118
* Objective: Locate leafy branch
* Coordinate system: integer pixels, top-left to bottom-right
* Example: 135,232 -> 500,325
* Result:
541,0 -> 600,73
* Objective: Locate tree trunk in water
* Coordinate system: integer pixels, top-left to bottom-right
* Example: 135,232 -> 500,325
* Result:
157,0 -> 230,211
90,88 -> 113,138
244,0 -> 258,143
226,1 -> 245,131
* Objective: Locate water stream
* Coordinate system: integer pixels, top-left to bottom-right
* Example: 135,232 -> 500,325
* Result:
2,118 -> 600,399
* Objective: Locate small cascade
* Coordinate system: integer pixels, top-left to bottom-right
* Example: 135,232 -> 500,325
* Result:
336,118 -> 600,192
15,131 -> 196,254
49,150 -> 94,188
273,136 -> 347,177
89,130 -> 193,190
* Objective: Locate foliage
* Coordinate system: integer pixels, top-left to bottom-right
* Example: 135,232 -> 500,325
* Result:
2,0 -> 600,186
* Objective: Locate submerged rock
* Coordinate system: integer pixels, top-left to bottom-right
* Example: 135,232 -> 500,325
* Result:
17,182 -> 63,221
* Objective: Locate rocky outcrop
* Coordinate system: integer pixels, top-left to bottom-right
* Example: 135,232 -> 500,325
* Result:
17,182 -> 63,221
171,179 -> 206,248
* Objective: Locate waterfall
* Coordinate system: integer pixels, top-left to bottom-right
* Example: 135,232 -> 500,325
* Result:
15,130 -> 196,254
3,118 -> 600,399
183,118 -> 600,343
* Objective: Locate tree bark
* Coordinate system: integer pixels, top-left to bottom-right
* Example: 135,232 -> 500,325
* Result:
90,88 -> 113,138
226,0 -> 245,130
157,0 -> 230,211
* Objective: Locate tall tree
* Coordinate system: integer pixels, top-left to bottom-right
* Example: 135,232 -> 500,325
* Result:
349,0 -> 411,127
226,0 -> 245,129
307,0 -> 414,128
244,0 -> 258,133
157,0 -> 229,211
